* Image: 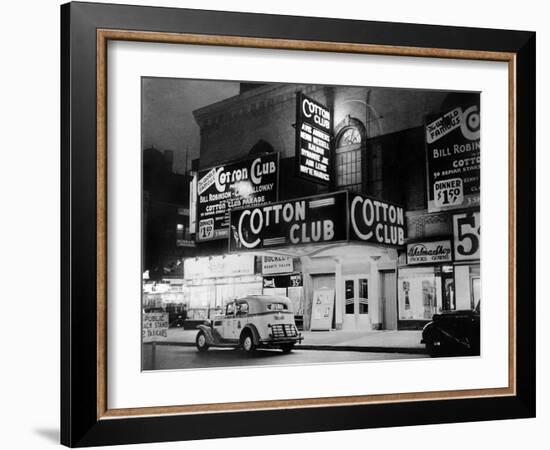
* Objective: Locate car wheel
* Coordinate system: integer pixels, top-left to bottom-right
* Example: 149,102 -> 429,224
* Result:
281,344 -> 294,353
425,341 -> 441,357
196,331 -> 209,352
241,331 -> 256,353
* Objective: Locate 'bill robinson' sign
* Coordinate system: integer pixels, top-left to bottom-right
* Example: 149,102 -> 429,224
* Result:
425,104 -> 480,213
229,191 -> 405,251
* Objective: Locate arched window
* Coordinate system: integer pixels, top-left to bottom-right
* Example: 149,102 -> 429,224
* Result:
335,117 -> 365,192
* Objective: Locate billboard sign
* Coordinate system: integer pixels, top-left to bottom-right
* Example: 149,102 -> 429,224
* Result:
295,92 -> 332,184
425,104 -> 480,212
229,192 -> 348,251
229,191 -> 406,251
196,153 -> 278,242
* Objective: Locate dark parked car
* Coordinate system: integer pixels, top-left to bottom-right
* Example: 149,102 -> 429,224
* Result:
421,302 -> 480,357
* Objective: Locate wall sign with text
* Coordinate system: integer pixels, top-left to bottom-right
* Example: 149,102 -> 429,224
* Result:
425,104 -> 480,213
263,274 -> 303,289
295,92 -> 332,185
142,313 -> 169,343
452,211 -> 480,261
406,239 -> 453,265
196,153 -> 278,242
262,256 -> 294,275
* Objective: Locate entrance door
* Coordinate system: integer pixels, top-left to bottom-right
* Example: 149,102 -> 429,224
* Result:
343,276 -> 370,330
380,270 -> 397,330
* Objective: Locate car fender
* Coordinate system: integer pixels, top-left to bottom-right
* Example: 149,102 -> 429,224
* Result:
240,324 -> 261,345
421,321 -> 439,343
196,324 -> 217,345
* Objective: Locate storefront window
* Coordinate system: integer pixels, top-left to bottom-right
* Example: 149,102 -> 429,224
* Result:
441,266 -> 455,311
398,268 -> 440,320
234,282 -> 262,299
262,273 -> 304,315
216,284 -> 235,308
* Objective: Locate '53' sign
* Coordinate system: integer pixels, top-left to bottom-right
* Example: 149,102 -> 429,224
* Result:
453,212 -> 480,261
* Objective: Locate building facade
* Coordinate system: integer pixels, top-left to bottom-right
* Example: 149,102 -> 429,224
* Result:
142,147 -> 195,314
181,83 -> 480,331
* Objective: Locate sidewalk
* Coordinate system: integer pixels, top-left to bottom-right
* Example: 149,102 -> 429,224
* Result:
164,327 -> 426,354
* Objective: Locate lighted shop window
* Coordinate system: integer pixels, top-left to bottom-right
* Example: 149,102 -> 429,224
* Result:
398,269 -> 440,320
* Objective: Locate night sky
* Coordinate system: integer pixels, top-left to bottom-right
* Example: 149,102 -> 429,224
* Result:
142,77 -> 239,173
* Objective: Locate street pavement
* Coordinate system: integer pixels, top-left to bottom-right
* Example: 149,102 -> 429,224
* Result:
165,327 -> 426,353
143,344 -> 428,371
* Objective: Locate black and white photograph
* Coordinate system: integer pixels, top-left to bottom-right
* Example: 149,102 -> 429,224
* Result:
141,78 -> 481,370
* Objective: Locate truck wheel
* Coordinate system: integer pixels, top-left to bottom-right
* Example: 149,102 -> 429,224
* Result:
281,344 -> 294,353
241,331 -> 256,353
196,331 -> 209,352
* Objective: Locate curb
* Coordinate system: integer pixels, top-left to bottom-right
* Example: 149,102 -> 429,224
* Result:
296,344 -> 427,354
151,341 -> 427,355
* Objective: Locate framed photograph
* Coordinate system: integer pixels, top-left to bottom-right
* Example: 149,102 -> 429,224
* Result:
61,2 -> 535,447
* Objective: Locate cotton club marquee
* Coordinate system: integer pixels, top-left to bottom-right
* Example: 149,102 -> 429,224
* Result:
229,191 -> 406,252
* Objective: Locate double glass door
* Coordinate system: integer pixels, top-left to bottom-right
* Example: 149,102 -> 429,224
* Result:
343,276 -> 370,330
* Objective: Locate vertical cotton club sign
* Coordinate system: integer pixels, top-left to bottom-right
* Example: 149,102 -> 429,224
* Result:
295,92 -> 332,185
349,194 -> 406,246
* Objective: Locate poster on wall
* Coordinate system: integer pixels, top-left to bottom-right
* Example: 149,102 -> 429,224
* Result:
310,288 -> 335,331
196,153 -> 279,242
295,92 -> 332,185
425,104 -> 480,212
